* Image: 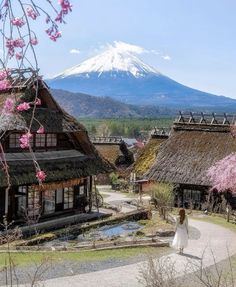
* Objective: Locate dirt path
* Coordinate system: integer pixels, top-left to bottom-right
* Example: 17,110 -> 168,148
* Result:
19,219 -> 236,287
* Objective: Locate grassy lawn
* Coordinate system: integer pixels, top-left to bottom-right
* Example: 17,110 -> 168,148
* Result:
0,246 -> 170,268
190,213 -> 236,233
138,212 -> 173,235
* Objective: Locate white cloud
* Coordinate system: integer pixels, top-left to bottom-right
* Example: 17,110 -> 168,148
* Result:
70,49 -> 80,54
113,41 -> 145,54
162,55 -> 171,61
92,41 -> 169,60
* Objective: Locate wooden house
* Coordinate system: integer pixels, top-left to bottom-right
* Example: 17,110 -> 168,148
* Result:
91,136 -> 134,184
146,112 -> 236,209
132,128 -> 170,194
0,70 -> 112,223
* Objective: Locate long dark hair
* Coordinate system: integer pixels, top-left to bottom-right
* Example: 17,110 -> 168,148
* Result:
179,208 -> 185,224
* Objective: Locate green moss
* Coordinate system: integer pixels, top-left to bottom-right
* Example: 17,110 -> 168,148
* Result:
24,233 -> 57,246
134,138 -> 166,176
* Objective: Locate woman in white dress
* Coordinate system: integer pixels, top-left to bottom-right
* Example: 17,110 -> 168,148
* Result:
172,208 -> 189,254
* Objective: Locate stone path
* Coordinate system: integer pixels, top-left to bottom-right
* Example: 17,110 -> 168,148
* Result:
15,218 -> 236,287
98,185 -> 151,213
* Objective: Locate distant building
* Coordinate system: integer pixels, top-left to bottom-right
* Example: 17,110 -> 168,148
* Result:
0,70 -> 112,223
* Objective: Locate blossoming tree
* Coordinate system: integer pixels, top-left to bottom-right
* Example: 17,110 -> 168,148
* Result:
207,153 -> 236,195
0,0 -> 72,216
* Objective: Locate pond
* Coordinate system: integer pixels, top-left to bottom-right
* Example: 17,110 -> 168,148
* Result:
43,221 -> 143,247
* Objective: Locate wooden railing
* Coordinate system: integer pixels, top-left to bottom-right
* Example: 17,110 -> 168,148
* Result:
90,136 -> 123,144
175,111 -> 236,126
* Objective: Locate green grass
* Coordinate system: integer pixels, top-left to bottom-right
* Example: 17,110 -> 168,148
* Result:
191,214 -> 236,233
0,246 -> 170,268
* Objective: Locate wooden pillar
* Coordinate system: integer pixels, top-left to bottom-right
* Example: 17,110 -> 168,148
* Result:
88,176 -> 93,212
0,189 -> 5,221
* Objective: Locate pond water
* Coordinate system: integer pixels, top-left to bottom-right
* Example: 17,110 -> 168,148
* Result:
43,221 -> 143,247
78,221 -> 143,241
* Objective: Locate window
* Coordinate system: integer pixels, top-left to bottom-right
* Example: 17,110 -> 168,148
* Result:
17,186 -> 27,216
80,185 -> 85,195
47,134 -> 57,147
28,187 -> 40,217
9,133 -> 21,148
64,187 -> 74,209
35,134 -> 46,147
43,190 -> 55,214
56,188 -> 63,204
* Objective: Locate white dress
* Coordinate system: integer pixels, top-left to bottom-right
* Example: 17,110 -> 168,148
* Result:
171,216 -> 189,249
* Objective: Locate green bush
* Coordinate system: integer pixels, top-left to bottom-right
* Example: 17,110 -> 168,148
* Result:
148,183 -> 174,211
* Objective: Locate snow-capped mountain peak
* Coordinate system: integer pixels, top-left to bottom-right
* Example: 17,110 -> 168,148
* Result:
55,41 -> 160,79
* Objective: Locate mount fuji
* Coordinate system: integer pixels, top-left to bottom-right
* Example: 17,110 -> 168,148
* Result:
47,42 -> 236,110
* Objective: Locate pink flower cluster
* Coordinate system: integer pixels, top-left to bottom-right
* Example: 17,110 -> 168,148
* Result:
3,98 -> 14,113
11,17 -> 25,27
0,79 -> 11,90
6,38 -> 25,58
30,37 -> 38,45
46,29 -> 61,42
0,69 -> 9,80
35,98 -> 41,105
19,132 -> 32,149
207,153 -> 236,194
37,126 -> 45,134
26,7 -> 38,20
56,0 -> 72,23
16,102 -> 31,112
36,170 -> 46,182
15,52 -> 23,60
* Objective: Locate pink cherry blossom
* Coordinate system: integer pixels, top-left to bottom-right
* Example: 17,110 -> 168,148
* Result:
56,0 -> 72,23
37,126 -> 45,134
11,18 -> 25,28
19,132 -> 32,149
3,98 -> 14,113
0,79 -> 11,90
16,102 -> 30,112
47,31 -> 62,42
35,98 -> 41,105
26,7 -> 37,20
0,70 -> 9,80
30,37 -> 38,45
6,38 -> 25,57
13,38 -> 26,48
15,52 -> 23,60
36,170 -> 46,182
207,153 -> 236,194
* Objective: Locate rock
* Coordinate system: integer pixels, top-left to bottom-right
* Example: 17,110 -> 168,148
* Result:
156,229 -> 175,237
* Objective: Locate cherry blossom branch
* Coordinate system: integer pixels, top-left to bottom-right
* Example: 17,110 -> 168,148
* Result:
0,0 -> 72,196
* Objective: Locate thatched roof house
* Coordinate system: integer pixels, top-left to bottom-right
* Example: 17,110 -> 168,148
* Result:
146,113 -> 236,208
91,136 -> 134,168
0,70 -> 112,222
134,129 -> 170,178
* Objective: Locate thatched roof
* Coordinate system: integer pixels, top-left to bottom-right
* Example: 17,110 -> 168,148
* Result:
0,79 -> 113,187
0,150 -> 112,187
133,137 -> 167,177
0,82 -> 86,133
94,140 -> 134,168
146,122 -> 236,186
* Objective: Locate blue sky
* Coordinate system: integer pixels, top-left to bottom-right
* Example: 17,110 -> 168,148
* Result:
35,0 -> 236,98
